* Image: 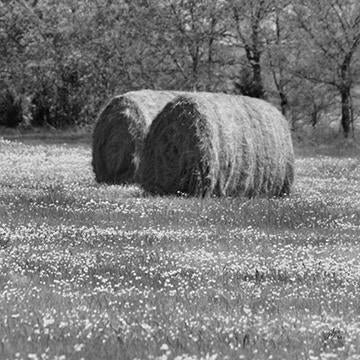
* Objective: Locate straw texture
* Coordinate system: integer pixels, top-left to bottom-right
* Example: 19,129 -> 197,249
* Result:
139,92 -> 294,197
92,90 -> 183,184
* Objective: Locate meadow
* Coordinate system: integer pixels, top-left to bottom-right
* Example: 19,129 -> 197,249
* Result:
0,136 -> 359,360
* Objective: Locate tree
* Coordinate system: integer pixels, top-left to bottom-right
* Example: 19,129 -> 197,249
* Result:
263,2 -> 294,117
293,0 -> 360,137
129,0 -> 229,91
228,0 -> 278,99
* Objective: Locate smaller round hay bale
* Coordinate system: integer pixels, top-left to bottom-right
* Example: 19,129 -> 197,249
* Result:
138,92 -> 294,197
92,90 -> 183,184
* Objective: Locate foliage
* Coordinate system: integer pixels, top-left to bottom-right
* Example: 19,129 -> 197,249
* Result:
0,87 -> 23,127
234,65 -> 263,98
292,0 -> 360,136
0,0 -> 359,135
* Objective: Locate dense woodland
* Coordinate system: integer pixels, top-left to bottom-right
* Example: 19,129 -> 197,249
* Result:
0,0 -> 360,137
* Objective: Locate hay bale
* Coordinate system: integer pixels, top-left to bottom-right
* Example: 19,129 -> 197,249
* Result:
92,89 -> 184,184
138,92 -> 294,197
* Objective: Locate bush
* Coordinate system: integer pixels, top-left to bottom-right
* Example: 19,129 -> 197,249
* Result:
30,78 -> 83,129
233,65 -> 266,99
30,89 -> 51,127
0,89 -> 23,128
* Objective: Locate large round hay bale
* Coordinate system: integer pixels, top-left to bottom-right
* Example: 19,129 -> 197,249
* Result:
92,90 -> 183,184
138,92 -> 294,197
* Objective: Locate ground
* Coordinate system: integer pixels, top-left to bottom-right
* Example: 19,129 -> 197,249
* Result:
0,134 -> 359,360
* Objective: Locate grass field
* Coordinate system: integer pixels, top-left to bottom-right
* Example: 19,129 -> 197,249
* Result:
0,136 -> 359,360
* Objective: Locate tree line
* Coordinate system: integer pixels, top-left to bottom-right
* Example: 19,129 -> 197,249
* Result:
0,0 -> 360,137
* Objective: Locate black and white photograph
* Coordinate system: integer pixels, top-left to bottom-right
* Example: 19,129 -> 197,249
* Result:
0,0 -> 359,359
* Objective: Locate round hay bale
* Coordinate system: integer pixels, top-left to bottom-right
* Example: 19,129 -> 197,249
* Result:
92,90 -> 184,184
138,92 -> 294,197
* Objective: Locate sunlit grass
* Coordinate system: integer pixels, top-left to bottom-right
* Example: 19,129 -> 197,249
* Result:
0,137 -> 359,360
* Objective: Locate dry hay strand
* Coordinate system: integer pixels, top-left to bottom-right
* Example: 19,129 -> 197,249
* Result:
139,92 -> 294,197
92,89 -> 184,184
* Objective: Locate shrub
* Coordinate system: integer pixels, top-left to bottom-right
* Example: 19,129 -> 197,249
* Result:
0,88 -> 23,128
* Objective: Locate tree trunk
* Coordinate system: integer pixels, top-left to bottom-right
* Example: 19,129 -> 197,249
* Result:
206,17 -> 217,91
340,88 -> 352,138
339,50 -> 355,138
244,43 -> 265,99
311,104 -> 318,128
279,90 -> 289,116
251,60 -> 265,99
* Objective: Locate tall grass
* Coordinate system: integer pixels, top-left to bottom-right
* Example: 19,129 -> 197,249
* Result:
0,137 -> 359,359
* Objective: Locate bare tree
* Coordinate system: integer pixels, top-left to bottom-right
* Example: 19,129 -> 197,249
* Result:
293,0 -> 360,137
228,0 -> 278,99
152,0 -> 228,91
264,3 -> 293,116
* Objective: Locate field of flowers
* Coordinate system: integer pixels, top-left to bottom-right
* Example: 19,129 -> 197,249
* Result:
0,137 -> 359,360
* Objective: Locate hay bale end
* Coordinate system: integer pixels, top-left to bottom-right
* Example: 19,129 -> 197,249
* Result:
92,90 -> 183,184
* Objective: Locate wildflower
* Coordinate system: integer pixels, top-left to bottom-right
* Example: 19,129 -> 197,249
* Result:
43,315 -> 55,327
160,344 -> 169,352
28,354 -> 39,360
74,344 -> 85,352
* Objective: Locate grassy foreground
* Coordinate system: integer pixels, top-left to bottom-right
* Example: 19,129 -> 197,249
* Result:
0,137 -> 359,360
